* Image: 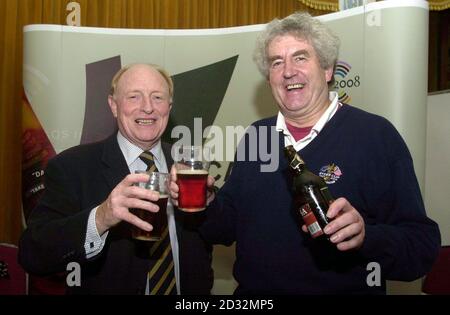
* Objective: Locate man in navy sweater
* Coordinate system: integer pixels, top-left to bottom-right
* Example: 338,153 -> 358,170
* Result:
170,12 -> 441,294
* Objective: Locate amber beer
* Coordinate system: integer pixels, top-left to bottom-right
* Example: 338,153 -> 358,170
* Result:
174,145 -> 211,212
177,169 -> 208,212
131,171 -> 169,241
131,195 -> 169,241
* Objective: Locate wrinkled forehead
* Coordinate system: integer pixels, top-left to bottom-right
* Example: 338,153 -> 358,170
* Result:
267,33 -> 315,57
116,65 -> 169,95
269,33 -> 311,49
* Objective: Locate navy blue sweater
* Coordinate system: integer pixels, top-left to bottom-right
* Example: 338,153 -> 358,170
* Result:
201,104 -> 440,294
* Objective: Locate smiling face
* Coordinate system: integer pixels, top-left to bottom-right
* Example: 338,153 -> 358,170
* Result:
108,64 -> 172,150
267,34 -> 334,127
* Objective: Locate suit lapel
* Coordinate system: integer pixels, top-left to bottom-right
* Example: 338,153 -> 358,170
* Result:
101,134 -> 130,190
101,138 -> 172,194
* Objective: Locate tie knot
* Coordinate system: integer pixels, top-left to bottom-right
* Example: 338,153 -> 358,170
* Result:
139,151 -> 158,172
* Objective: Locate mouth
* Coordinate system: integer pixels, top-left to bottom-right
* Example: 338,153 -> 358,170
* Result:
135,118 -> 156,125
286,83 -> 305,91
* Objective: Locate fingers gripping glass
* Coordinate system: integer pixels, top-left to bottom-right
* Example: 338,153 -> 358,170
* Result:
130,171 -> 169,241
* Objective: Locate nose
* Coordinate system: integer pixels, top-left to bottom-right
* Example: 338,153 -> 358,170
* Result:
142,95 -> 154,114
283,59 -> 296,79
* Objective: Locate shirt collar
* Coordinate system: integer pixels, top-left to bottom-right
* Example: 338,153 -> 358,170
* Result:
276,91 -> 339,139
117,131 -> 163,167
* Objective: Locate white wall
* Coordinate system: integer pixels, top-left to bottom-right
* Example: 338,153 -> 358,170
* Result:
425,91 -> 450,246
211,245 -> 237,295
387,91 -> 450,295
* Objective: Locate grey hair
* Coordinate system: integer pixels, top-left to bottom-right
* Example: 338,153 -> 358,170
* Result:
253,12 -> 340,87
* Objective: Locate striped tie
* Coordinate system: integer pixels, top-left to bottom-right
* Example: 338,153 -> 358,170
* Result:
139,150 -> 158,173
138,151 -> 176,295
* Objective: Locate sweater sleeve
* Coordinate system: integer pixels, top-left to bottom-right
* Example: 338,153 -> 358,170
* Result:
199,161 -> 239,246
358,124 -> 441,281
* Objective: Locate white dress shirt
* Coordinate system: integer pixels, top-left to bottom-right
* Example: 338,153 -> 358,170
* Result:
276,91 -> 341,151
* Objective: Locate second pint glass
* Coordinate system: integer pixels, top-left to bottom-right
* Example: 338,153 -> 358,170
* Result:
130,171 -> 169,241
174,146 -> 210,212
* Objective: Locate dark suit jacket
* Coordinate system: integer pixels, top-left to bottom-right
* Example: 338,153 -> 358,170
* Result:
19,133 -> 213,294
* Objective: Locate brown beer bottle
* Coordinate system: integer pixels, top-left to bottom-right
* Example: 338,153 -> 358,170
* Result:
284,145 -> 334,240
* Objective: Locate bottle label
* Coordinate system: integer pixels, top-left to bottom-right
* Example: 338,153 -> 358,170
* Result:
299,203 -> 324,238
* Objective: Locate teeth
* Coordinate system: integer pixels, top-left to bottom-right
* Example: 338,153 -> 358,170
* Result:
287,83 -> 304,90
136,119 -> 155,125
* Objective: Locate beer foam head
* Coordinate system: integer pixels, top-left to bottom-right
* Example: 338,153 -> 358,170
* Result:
177,169 -> 209,175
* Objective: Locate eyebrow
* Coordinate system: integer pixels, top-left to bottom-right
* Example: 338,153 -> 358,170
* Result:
123,90 -> 143,95
293,49 -> 310,58
123,90 -> 169,98
268,49 -> 310,63
124,90 -> 164,94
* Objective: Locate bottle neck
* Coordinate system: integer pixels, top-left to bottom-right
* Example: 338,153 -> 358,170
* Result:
284,145 -> 307,173
289,158 -> 306,173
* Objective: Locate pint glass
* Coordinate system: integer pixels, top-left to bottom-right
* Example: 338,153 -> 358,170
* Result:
174,146 -> 210,212
130,171 -> 169,241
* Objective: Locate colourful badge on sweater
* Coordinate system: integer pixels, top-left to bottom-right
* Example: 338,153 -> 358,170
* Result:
319,164 -> 342,184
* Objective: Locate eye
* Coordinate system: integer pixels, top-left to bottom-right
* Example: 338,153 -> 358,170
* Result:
128,94 -> 140,101
271,60 -> 283,68
294,55 -> 306,63
151,94 -> 167,103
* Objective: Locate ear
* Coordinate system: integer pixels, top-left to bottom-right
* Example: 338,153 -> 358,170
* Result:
108,95 -> 118,118
325,67 -> 334,83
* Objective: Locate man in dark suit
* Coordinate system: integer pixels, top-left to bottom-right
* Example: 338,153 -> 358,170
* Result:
19,63 -> 213,294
